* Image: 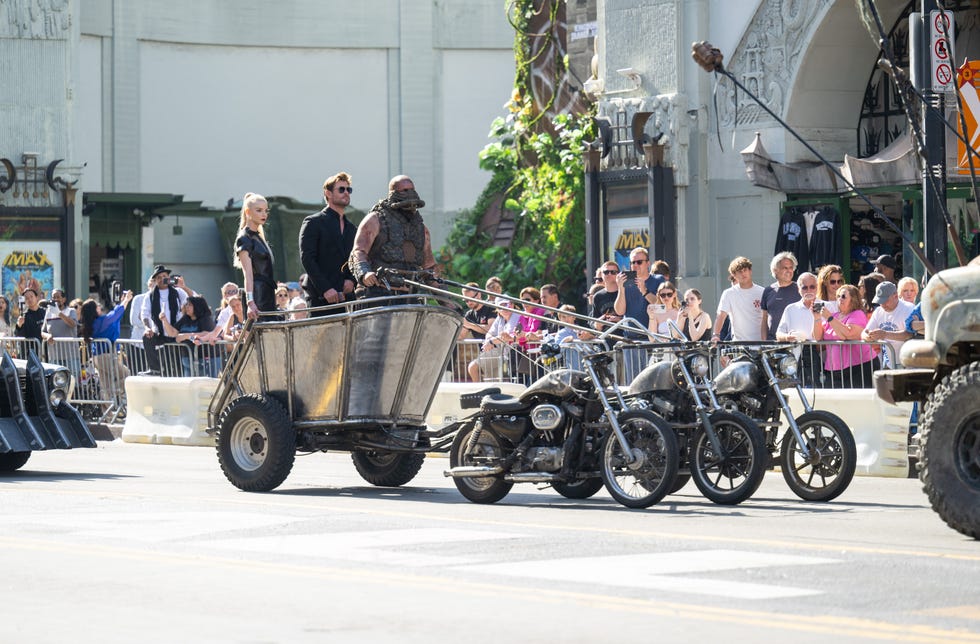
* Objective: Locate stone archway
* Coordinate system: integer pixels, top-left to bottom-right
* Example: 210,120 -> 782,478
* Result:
722,0 -> 910,163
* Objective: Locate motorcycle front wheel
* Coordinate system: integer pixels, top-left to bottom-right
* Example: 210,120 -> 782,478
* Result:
691,411 -> 767,505
780,410 -> 856,502
449,422 -> 513,504
600,410 -> 678,509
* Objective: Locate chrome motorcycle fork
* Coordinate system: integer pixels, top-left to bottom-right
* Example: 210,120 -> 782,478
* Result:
759,354 -> 811,459
677,355 -> 724,455
582,359 -> 636,464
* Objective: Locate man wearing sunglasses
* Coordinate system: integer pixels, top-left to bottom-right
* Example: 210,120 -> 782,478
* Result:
299,171 -> 357,315
613,247 -> 664,335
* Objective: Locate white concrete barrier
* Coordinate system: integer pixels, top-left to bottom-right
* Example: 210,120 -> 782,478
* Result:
426,381 -> 526,428
782,388 -> 912,478
122,376 -> 218,446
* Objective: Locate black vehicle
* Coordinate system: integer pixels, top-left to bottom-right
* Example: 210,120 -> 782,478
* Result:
713,344 -> 856,502
627,342 -> 768,505
0,350 -> 95,471
446,344 -> 679,509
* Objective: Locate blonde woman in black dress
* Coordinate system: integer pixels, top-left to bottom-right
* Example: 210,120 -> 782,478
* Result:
234,193 -> 276,318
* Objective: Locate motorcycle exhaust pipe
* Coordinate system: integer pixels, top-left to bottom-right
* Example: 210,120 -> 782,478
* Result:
444,466 -> 505,478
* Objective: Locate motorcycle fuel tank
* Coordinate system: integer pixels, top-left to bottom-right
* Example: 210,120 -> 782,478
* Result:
713,360 -> 760,396
628,361 -> 676,395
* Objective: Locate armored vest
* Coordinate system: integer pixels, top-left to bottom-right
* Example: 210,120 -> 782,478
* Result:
369,207 -> 425,271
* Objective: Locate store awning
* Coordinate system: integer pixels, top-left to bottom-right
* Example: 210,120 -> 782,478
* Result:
740,132 -> 919,194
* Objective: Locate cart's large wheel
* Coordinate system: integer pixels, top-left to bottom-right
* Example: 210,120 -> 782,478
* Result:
919,363 -> 980,539
0,451 -> 31,472
351,450 -> 425,487
216,394 -> 295,492
552,477 -> 604,499
449,422 -> 513,504
690,411 -> 767,505
780,410 -> 856,502
600,410 -> 678,509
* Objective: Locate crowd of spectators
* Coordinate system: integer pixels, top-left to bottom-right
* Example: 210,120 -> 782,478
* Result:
456,246 -> 929,389
0,240 -> 934,393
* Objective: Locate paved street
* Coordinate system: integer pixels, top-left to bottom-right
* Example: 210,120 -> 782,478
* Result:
1,441 -> 979,644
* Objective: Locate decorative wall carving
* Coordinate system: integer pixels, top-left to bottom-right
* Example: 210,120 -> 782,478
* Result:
718,0 -> 830,128
0,0 -> 70,39
598,93 -> 689,185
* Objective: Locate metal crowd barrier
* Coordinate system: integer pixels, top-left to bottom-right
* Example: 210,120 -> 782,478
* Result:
44,337 -> 124,423
457,336 -> 901,389
0,336 -> 41,361
156,340 -> 232,378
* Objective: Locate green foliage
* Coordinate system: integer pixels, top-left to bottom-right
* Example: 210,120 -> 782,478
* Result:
438,0 -> 596,304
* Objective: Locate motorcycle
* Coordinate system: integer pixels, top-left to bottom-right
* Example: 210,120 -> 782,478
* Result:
713,343 -> 857,502
627,341 -> 769,505
445,343 -> 679,509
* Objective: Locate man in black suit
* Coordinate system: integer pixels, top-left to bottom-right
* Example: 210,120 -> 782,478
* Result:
299,172 -> 357,316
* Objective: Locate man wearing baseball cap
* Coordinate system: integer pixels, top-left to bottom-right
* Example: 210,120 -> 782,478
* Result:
862,281 -> 913,367
139,264 -> 188,375
871,254 -> 898,283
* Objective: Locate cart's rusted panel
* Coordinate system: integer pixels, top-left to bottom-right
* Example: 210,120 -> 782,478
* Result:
209,303 -> 462,430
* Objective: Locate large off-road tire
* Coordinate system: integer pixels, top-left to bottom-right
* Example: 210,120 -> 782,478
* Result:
216,394 -> 295,492
0,451 -> 31,472
351,450 -> 425,487
780,410 -> 857,502
919,362 -> 980,539
690,411 -> 767,505
449,422 -> 513,504
600,410 -> 679,509
552,477 -> 605,499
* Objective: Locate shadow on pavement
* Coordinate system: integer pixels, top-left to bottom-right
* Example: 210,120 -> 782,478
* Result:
0,470 -> 138,482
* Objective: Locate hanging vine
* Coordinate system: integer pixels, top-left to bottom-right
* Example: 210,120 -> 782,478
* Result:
438,0 -> 596,302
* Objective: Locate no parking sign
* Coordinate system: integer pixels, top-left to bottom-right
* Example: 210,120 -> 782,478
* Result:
931,10 -> 955,92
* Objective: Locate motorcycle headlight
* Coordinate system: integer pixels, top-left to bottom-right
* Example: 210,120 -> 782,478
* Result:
51,369 -> 70,389
777,354 -> 798,378
688,354 -> 710,377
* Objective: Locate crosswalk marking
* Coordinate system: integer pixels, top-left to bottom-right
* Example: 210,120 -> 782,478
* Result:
206,528 -> 529,567
457,549 -> 840,599
0,512 -> 301,542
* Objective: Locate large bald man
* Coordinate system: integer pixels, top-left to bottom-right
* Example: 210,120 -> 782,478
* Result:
349,175 -> 437,299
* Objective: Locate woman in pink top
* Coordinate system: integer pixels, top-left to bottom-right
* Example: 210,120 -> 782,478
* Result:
513,287 -> 546,384
813,284 -> 878,388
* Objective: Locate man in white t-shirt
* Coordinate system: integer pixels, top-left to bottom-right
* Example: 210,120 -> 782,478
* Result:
862,281 -> 913,367
713,256 -> 765,342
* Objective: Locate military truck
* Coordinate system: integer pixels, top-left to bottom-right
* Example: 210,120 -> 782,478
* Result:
875,259 -> 980,539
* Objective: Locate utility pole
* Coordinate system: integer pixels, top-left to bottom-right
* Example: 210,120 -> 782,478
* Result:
916,0 -> 949,270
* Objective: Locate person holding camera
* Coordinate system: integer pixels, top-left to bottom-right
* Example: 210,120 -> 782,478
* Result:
42,289 -> 78,341
647,281 -> 681,340
613,247 -> 664,336
775,272 -> 822,386
138,264 -> 188,376
676,289 -> 711,341
14,288 -> 45,343
80,290 -> 134,405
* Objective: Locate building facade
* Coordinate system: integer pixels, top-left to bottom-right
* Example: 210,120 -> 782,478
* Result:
589,0 -> 979,308
1,0 -> 515,303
